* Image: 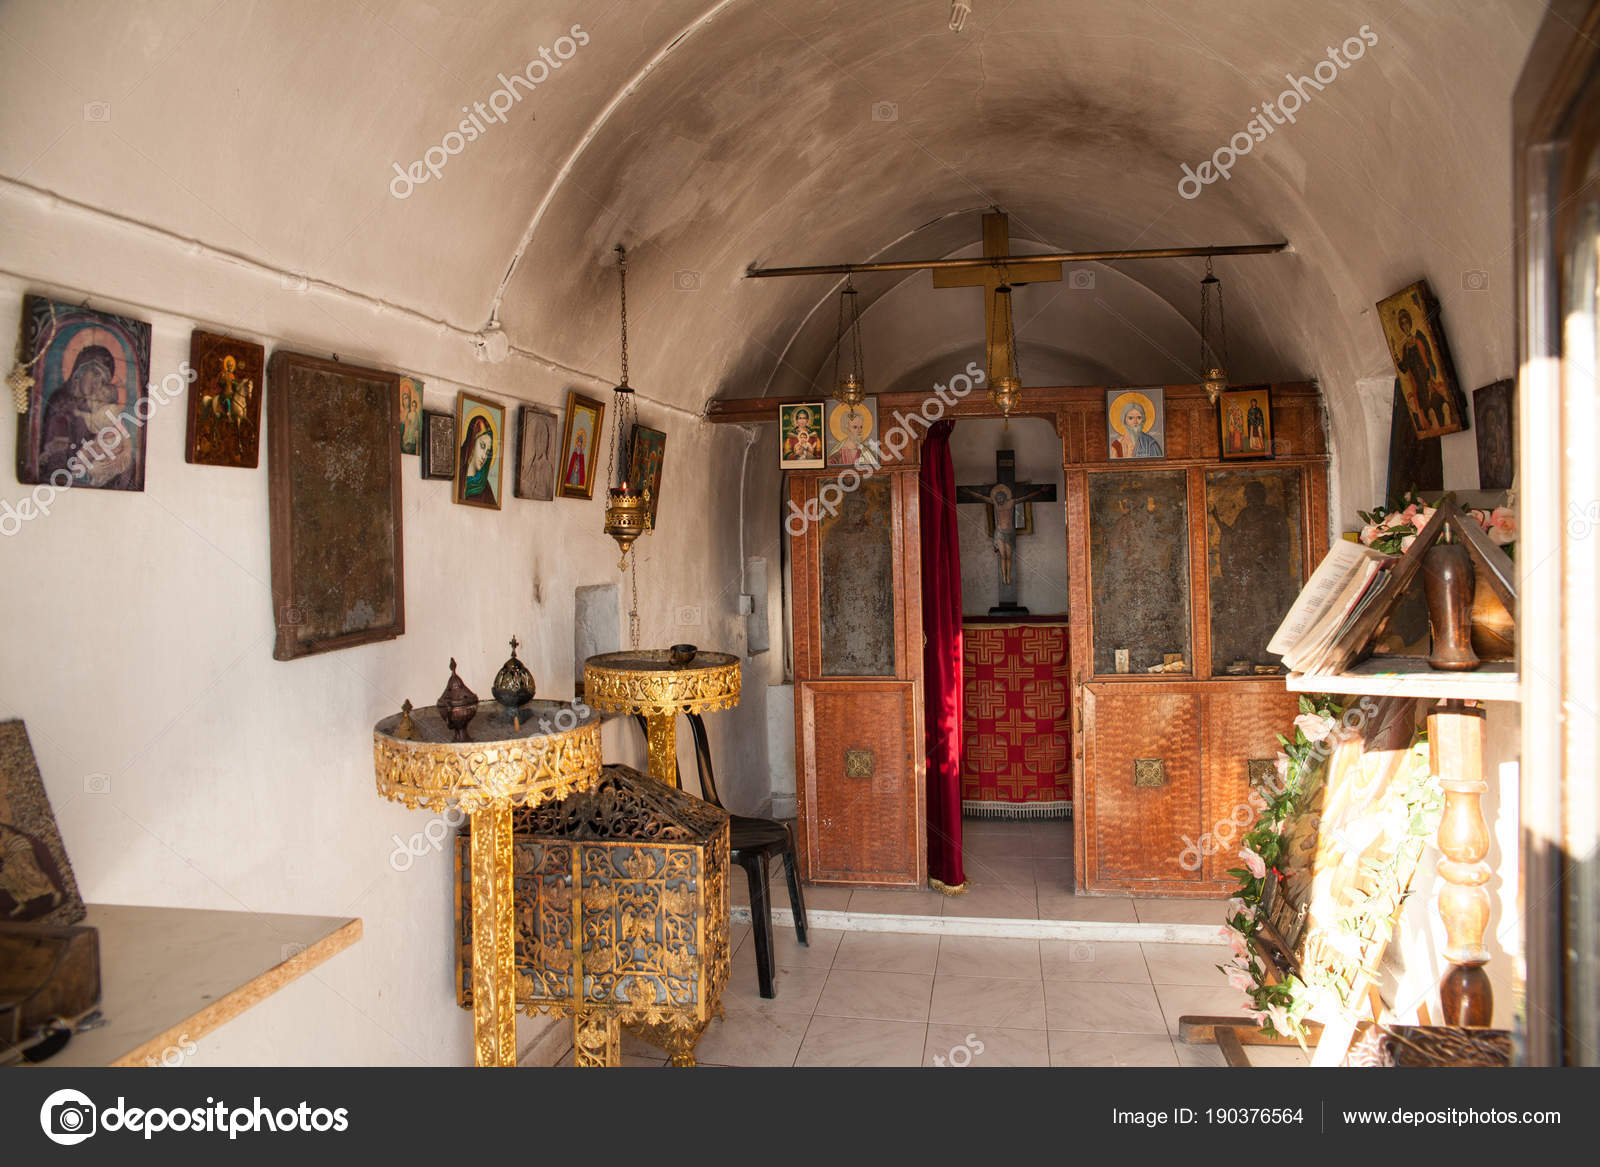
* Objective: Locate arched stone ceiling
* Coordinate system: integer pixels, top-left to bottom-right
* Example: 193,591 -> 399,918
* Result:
2,0 -> 1542,474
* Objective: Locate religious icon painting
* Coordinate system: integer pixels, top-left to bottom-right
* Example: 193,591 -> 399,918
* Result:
1375,280 -> 1468,439
420,410 -> 456,480
779,401 -> 825,468
397,375 -> 424,456
15,295 -> 152,491
184,330 -> 264,468
825,398 -> 879,468
1473,379 -> 1515,490
1105,387 -> 1165,459
627,424 -> 667,526
558,390 -> 605,500
513,404 -> 559,501
1217,385 -> 1274,460
453,390 -> 505,510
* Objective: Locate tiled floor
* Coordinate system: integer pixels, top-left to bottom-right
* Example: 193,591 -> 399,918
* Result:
600,924 -> 1309,1068
733,818 -> 1226,927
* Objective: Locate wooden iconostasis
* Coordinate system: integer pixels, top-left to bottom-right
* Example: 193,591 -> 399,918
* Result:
776,383 -> 1329,894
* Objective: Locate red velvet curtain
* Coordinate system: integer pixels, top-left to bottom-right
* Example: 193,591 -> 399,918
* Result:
919,419 -> 965,887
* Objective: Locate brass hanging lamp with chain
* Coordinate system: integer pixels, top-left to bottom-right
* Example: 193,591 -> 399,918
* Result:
1199,256 -> 1230,405
988,278 -> 1023,425
832,280 -> 866,407
602,245 -> 651,572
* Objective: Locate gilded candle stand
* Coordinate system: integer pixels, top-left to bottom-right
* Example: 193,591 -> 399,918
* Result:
455,764 -> 731,1067
583,650 -> 742,788
374,699 -> 602,1067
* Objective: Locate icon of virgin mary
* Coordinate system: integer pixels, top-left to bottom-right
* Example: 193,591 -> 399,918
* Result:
458,414 -> 497,507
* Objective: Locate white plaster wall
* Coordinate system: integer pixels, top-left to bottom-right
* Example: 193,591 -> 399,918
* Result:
0,191 -> 764,1065
949,418 -> 1068,617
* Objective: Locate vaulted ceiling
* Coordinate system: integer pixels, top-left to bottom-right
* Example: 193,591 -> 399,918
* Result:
1,0 -> 1541,483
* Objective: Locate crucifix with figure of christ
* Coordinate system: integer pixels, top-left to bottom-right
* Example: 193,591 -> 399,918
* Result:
934,210 -> 1062,380
957,449 -> 1057,615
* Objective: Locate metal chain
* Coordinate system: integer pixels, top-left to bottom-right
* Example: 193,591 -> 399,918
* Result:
607,245 -> 630,489
629,555 -> 640,649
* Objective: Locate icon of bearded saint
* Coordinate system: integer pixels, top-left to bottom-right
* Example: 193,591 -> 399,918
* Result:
39,344 -> 138,489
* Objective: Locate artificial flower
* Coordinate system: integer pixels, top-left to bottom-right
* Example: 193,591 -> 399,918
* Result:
1293,712 -> 1336,743
1240,847 -> 1267,879
1488,506 -> 1517,545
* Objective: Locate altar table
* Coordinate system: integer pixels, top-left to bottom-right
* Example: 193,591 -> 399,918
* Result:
960,620 -> 1072,818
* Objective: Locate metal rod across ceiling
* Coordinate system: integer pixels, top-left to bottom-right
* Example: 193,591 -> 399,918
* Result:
744,241 -> 1289,279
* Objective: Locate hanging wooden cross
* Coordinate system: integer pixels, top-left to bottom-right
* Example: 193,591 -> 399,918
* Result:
933,211 -> 1062,380
957,449 -> 1057,615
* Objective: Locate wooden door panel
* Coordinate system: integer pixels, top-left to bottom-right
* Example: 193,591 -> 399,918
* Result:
798,681 -> 919,885
1200,689 -> 1302,883
1084,687 -> 1202,886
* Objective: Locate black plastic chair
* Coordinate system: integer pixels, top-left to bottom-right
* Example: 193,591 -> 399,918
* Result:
633,712 -> 807,998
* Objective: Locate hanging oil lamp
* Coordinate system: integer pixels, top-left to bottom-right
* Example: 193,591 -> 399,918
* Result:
988,280 -> 1023,425
602,245 -> 652,570
832,280 -> 866,407
1199,256 -> 1229,405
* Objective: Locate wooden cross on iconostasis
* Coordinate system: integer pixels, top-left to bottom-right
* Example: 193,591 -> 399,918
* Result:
957,450 -> 1057,615
934,211 -> 1062,380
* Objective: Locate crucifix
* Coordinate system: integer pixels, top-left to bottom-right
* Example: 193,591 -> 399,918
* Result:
933,211 -> 1062,380
957,449 -> 1057,615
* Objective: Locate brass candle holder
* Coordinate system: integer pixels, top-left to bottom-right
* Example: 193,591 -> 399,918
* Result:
603,485 -> 652,569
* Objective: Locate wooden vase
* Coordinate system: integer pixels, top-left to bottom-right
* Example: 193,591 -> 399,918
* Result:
1423,544 -> 1480,671
1470,575 -> 1516,660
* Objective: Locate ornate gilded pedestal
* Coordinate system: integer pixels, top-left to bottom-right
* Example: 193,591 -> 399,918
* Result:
374,700 -> 602,1067
455,764 -> 731,1067
583,650 -> 741,788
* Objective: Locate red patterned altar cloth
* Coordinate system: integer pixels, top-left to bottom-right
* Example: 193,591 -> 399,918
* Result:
960,622 -> 1072,818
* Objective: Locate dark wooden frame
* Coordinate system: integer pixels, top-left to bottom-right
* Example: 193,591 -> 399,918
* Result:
1216,384 -> 1274,461
267,350 -> 405,661
557,390 -> 605,500
420,410 -> 455,480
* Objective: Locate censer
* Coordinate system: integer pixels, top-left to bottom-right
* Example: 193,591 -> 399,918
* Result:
602,245 -> 652,571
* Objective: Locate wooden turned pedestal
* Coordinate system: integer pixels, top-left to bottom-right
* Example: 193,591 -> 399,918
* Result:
1428,699 -> 1494,1026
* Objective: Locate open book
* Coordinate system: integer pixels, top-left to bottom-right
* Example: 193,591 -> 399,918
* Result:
1268,540 -> 1397,675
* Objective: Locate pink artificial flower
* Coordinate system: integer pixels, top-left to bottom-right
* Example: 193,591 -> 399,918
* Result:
1359,523 -> 1380,545
1228,969 -> 1255,992
1228,929 -> 1249,959
1274,752 -> 1290,784
1267,1003 -> 1296,1034
1412,506 -> 1436,530
1382,511 -> 1409,530
1470,508 -> 1491,529
1240,847 -> 1267,879
1293,712 -> 1336,743
1247,1008 -> 1271,1024
1400,534 -> 1417,552
1488,506 -> 1517,546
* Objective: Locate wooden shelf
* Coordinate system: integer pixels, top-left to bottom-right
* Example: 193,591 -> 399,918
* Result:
1286,658 -> 1520,702
41,904 -> 361,1067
